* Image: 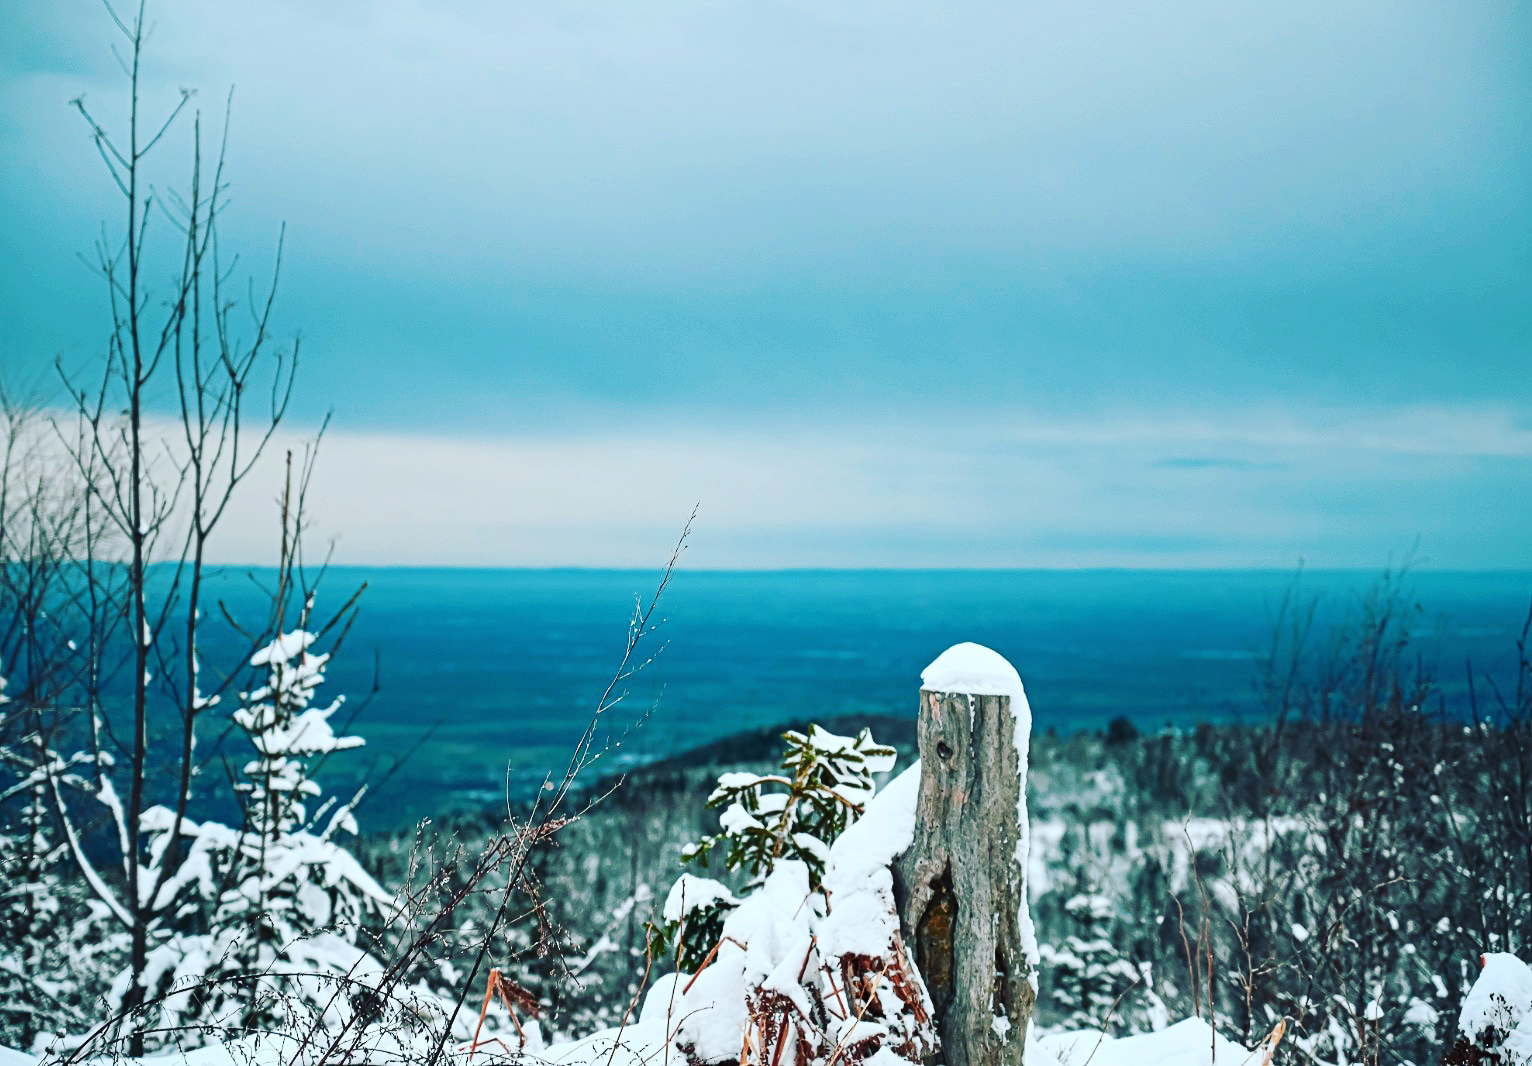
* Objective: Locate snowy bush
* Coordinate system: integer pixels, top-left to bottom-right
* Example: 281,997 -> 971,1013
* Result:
1443,953 -> 1532,1066
656,874 -> 740,975
569,760 -> 936,1066
659,725 -> 894,971
682,725 -> 895,887
0,668 -> 119,1051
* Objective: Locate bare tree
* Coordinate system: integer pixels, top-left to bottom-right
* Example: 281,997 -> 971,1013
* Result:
14,0 -> 304,1051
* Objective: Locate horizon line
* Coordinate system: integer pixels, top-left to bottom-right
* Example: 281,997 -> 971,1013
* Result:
180,562 -> 1532,576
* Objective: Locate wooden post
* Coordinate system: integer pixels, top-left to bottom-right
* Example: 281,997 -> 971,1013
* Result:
895,643 -> 1036,1066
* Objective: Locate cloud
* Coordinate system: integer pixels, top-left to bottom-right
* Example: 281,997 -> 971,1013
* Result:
1153,458 -> 1287,471
12,391 -> 1528,569
3,0 -> 1527,418
2,2 -> 1527,572
158,401 -> 1527,569
989,405 -> 1532,458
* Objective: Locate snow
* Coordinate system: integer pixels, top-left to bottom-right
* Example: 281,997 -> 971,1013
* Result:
1039,1027 -> 1117,1066
1460,952 -> 1532,1041
1422,957 -> 1532,1066
542,1021 -> 670,1066
663,873 -> 739,922
718,801 -> 766,835
1010,668 -> 1038,974
820,761 -> 919,958
1045,1019 -> 1262,1066
793,830 -> 831,866
4,631 -> 1368,1066
921,641 -> 1025,700
240,702 -> 363,758
1404,998 -> 1440,1028
1507,1015 -> 1532,1066
251,629 -> 316,666
637,972 -> 685,1025
540,763 -> 936,1066
835,1016 -> 890,1047
823,760 -> 919,890
802,724 -> 896,777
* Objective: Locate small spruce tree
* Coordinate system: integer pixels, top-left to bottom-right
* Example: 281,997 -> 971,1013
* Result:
656,724 -> 895,969
1039,889 -> 1145,1033
120,618 -> 394,1040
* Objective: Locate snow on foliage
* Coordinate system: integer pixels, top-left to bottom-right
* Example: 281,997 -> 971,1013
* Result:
1039,891 -> 1159,1034
1,689 -> 1420,1066
105,625 -> 398,1047
552,758 -> 936,1066
664,874 -> 740,924
532,746 -> 1274,1066
234,628 -> 363,830
678,724 -> 895,904
1446,953 -> 1532,1066
658,874 -> 743,981
1459,954 -> 1532,1044
644,725 -> 923,1066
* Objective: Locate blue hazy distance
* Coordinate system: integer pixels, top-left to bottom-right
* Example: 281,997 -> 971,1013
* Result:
174,567 -> 1531,827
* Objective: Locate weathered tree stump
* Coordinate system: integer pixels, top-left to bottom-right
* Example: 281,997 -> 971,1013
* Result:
894,643 -> 1036,1066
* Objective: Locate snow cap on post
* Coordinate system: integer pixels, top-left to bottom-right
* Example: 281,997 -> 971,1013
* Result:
921,641 -> 1025,701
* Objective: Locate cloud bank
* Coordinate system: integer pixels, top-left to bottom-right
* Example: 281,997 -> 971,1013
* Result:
188,402 -> 1529,568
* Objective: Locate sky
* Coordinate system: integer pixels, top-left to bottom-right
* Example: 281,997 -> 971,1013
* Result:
0,0 -> 1528,568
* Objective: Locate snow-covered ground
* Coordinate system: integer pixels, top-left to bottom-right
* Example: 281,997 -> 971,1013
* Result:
5,641 -> 1524,1066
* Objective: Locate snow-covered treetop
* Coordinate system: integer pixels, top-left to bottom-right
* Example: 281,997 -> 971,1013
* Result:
251,629 -> 316,667
237,705 -> 361,759
235,629 -> 359,759
231,627 -> 364,839
921,641 -> 1025,700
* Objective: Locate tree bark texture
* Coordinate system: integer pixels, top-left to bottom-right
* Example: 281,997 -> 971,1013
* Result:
895,688 -> 1034,1066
